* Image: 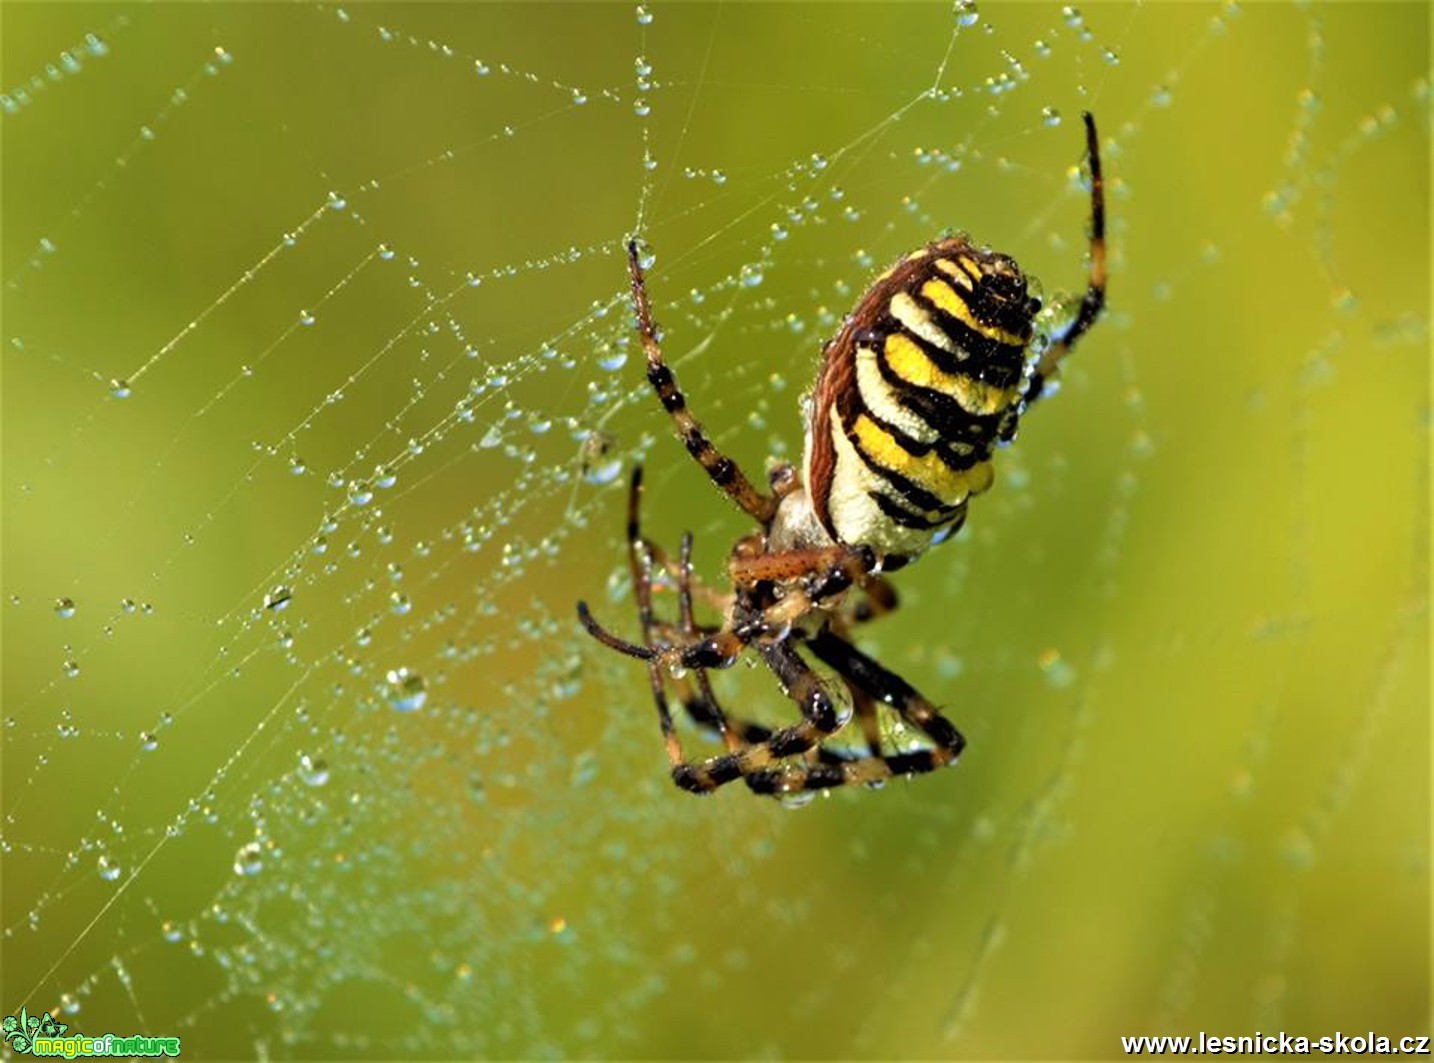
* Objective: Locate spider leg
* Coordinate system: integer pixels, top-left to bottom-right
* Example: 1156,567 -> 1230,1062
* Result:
728,544 -> 880,629
674,531 -> 744,754
1026,111 -> 1107,405
803,627 -> 966,785
626,239 -> 777,524
845,676 -> 887,760
847,574 -> 899,627
668,635 -> 849,794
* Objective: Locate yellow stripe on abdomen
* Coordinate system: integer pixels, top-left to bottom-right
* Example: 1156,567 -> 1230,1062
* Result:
883,333 -> 1021,417
851,413 -> 994,504
919,277 -> 1026,347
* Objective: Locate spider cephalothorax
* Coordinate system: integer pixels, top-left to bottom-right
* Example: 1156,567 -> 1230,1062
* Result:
578,113 -> 1107,798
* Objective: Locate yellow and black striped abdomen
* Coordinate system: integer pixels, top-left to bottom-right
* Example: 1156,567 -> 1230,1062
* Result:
805,238 -> 1040,561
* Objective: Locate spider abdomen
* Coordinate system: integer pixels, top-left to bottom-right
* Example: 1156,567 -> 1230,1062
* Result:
805,239 -> 1041,560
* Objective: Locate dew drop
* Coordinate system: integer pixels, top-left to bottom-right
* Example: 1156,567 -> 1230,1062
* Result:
97,854 -> 122,881
1331,287 -> 1358,312
1041,106 -> 1062,127
386,667 -> 427,711
635,5 -> 654,24
139,731 -> 159,752
54,597 -> 76,618
299,753 -> 330,787
1037,647 -> 1077,688
110,379 -> 131,399
233,841 -> 264,876
263,586 -> 293,611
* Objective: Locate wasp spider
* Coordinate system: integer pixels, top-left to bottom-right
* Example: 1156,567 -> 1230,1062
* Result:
578,113 -> 1107,797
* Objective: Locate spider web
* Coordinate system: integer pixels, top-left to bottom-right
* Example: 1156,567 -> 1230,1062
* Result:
2,2 -> 1428,1058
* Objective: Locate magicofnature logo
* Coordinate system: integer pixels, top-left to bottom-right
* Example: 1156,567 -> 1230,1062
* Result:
3,1006 -> 67,1054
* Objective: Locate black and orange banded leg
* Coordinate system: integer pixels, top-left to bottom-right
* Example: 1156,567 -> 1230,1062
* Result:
804,627 -> 966,785
1027,111 -> 1107,405
626,239 -> 777,524
672,530 -> 746,755
670,635 -> 847,794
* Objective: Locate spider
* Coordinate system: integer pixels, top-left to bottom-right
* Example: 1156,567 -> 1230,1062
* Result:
578,112 -> 1106,797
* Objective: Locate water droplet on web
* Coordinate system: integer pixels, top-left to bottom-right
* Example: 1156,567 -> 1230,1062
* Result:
263,586 -> 292,611
633,98 -> 650,117
738,263 -> 764,288
389,592 -> 411,615
299,309 -> 316,326
289,456 -> 307,475
954,0 -> 980,27
97,854 -> 122,881
63,659 -> 80,678
326,191 -> 347,211
1041,106 -> 1061,127
299,753 -> 330,787
1036,647 -> 1076,688
234,841 -> 264,876
386,667 -> 427,711
347,480 -> 374,506
54,597 -> 76,618
635,5 -> 654,24
110,379 -> 131,399
139,731 -> 158,752
596,346 -> 628,372
1151,84 -> 1173,108
634,56 -> 653,77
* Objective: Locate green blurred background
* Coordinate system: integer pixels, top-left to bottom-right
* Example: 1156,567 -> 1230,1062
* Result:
3,2 -> 1427,1058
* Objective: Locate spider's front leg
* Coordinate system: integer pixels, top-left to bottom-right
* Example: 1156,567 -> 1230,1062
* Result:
1024,111 -> 1107,406
626,240 -> 777,523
